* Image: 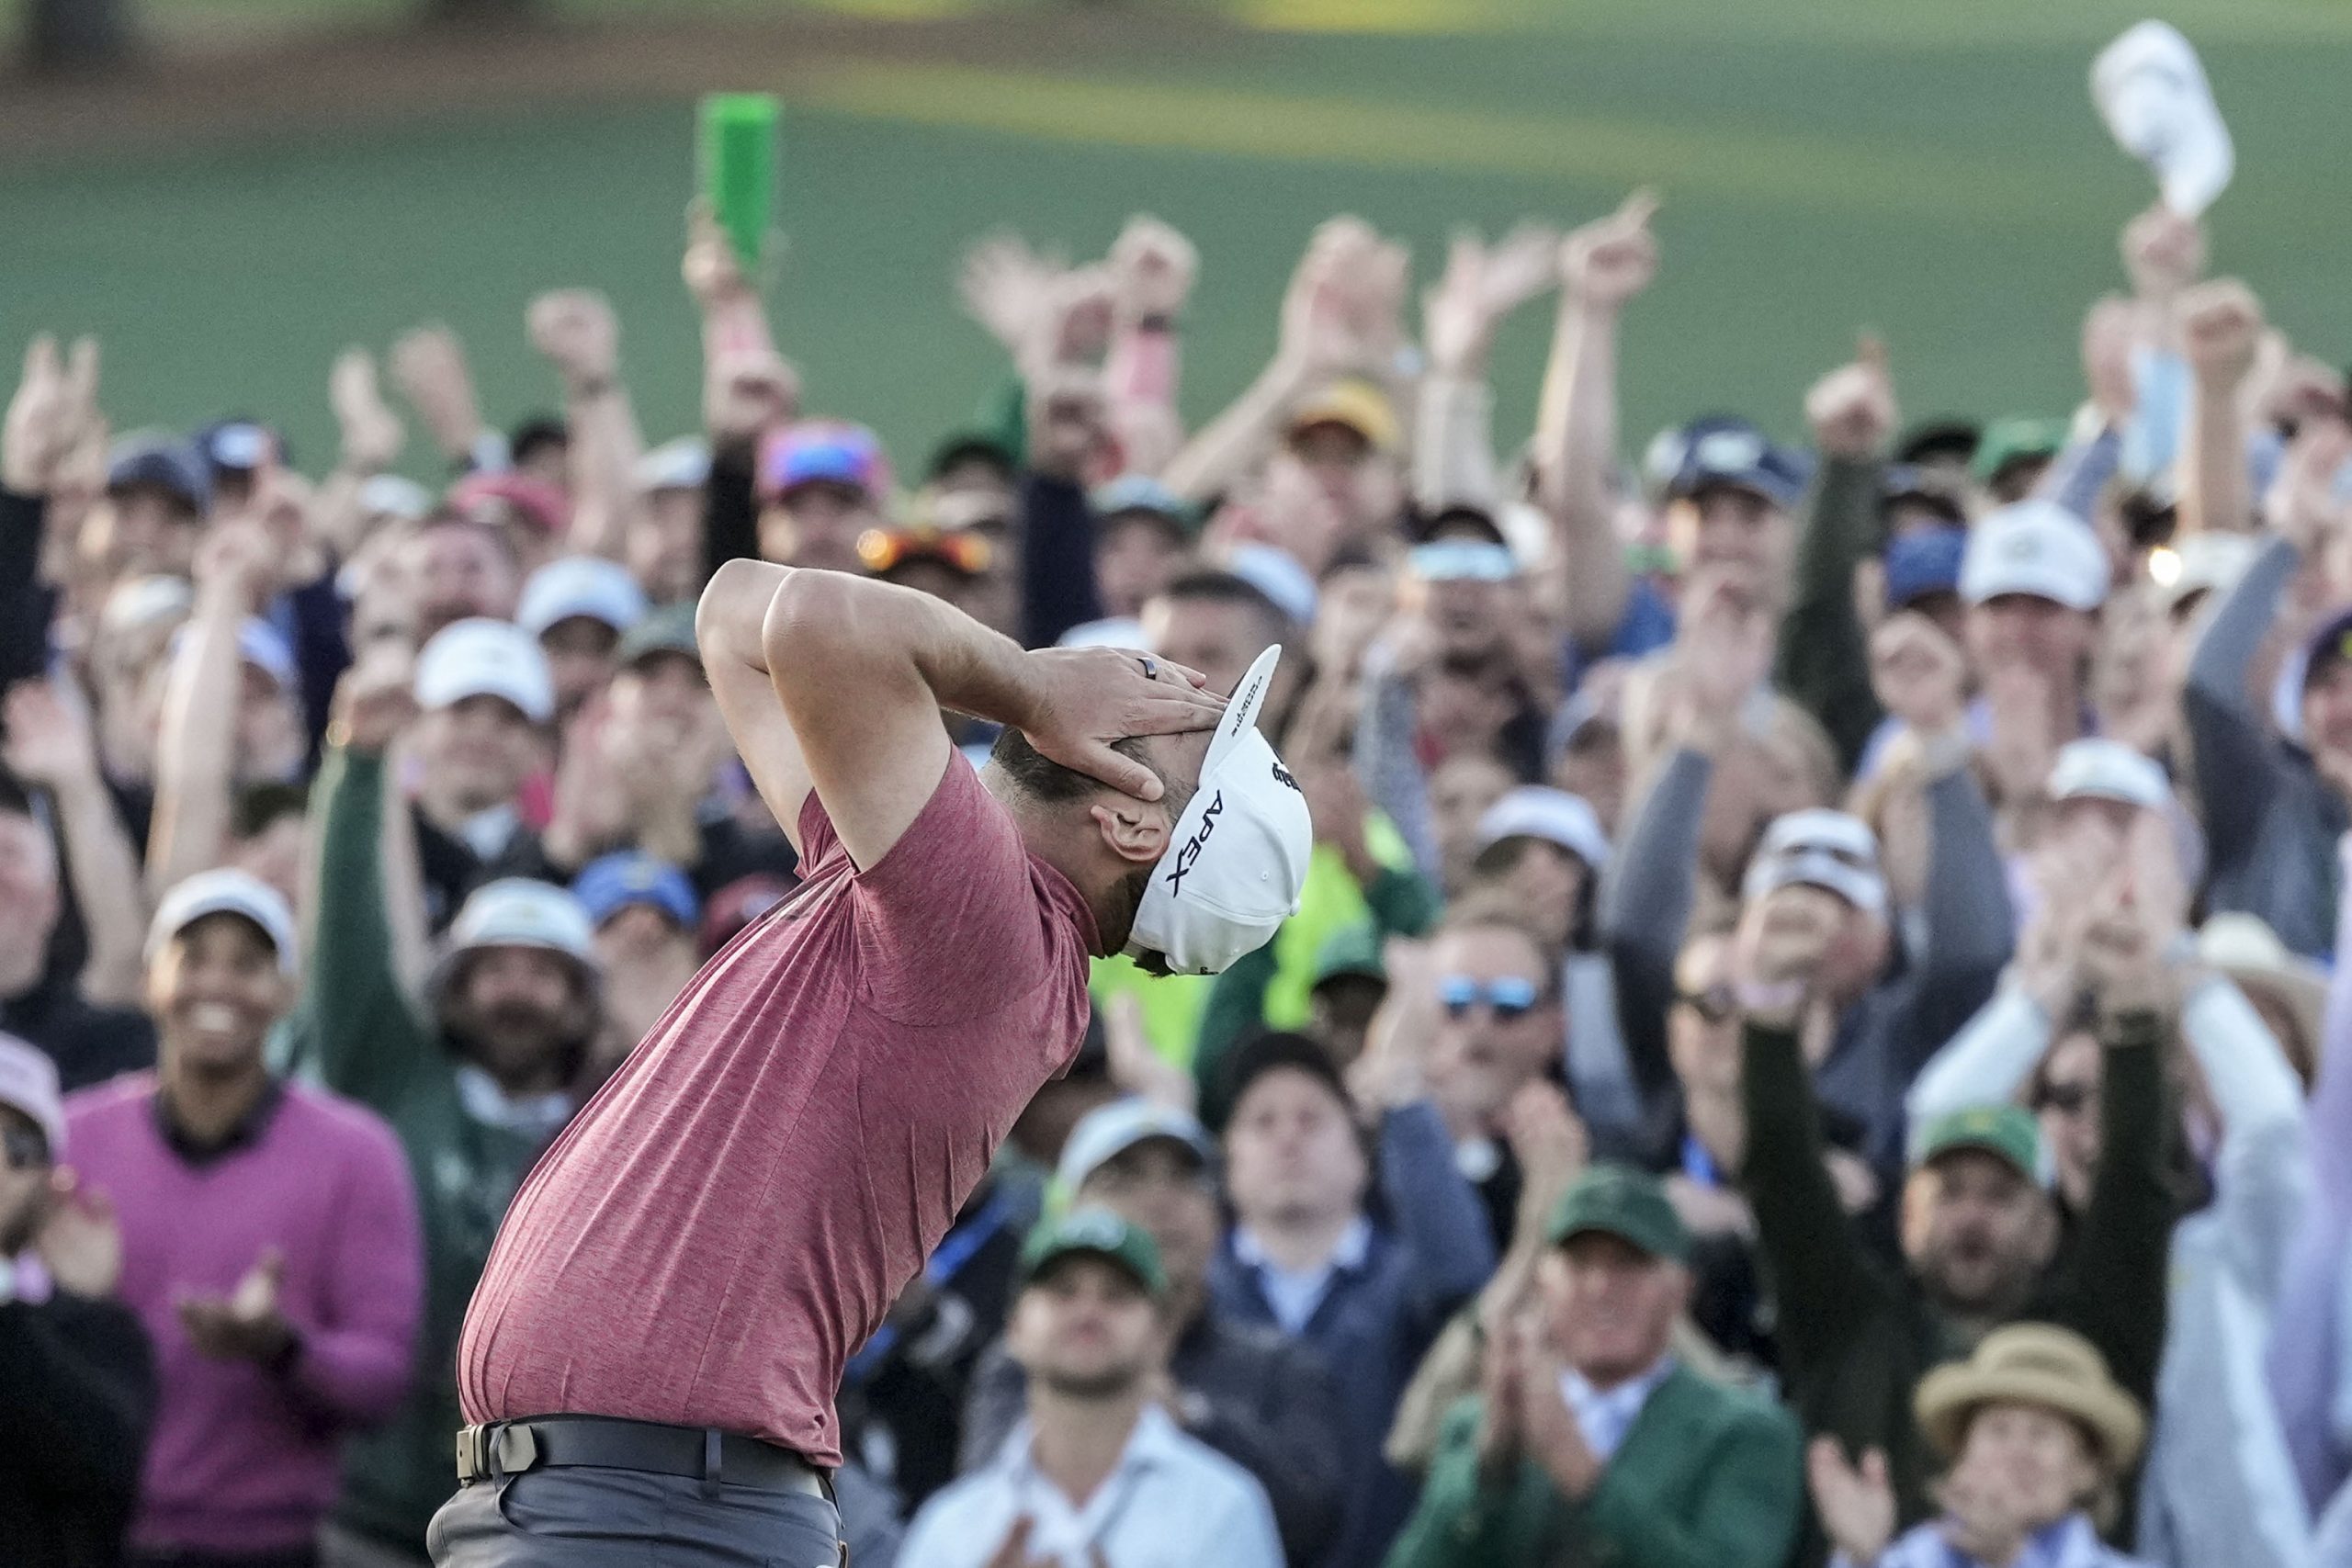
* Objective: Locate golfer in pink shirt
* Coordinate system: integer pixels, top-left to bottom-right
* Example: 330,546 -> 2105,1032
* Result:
435,558 -> 1312,1566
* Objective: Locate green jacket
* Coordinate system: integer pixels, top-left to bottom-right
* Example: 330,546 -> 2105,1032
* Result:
1385,1368 -> 1804,1568
304,747 -> 550,1551
1740,1014 -> 2170,1552
1772,453 -> 1885,777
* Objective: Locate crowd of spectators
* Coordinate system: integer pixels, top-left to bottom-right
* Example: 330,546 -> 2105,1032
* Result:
5,181 -> 2352,1568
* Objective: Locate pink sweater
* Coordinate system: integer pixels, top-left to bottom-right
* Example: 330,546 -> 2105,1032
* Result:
64,1074 -> 423,1555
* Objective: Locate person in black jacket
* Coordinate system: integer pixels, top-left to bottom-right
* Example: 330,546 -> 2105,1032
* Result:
0,1030 -> 156,1568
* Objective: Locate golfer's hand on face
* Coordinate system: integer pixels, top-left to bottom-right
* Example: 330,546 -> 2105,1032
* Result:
1019,648 -> 1225,802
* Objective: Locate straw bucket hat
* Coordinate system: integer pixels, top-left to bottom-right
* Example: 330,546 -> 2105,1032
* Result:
2197,915 -> 2326,1077
1915,1324 -> 2146,1473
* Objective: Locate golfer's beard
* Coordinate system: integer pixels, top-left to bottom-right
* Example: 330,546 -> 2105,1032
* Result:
1097,867 -> 1149,958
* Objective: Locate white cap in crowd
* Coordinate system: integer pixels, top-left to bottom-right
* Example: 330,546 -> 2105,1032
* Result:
414,617 -> 555,725
1959,501 -> 2109,612
634,436 -> 712,495
517,557 -> 649,638
1057,1098 -> 1216,1193
1742,809 -> 1889,919
0,1031 -> 66,1160
1126,646 -> 1314,976
147,868 -> 300,976
1225,544 -> 1317,627
2158,531 -> 2259,615
2047,739 -> 2171,811
1476,786 -> 1611,872
447,878 -> 597,967
357,473 -> 433,525
2047,739 -> 2206,887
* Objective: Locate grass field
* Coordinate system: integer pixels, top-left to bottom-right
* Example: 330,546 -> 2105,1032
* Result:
4,0 -> 2351,480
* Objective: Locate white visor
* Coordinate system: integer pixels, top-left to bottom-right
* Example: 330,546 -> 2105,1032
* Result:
1125,647 -> 1314,976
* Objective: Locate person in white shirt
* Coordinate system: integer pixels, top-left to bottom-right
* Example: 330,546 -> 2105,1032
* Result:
902,1208 -> 1282,1568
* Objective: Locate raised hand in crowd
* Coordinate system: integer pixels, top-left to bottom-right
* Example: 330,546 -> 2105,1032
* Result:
1559,186 -> 1659,314
1422,223 -> 1560,379
1350,935 -> 1437,1111
527,287 -> 620,396
389,322 -> 491,465
1103,214 -> 1197,473
2080,292 -> 2139,425
331,347 -> 404,476
3,332 -> 98,498
1666,571 -> 1772,758
1509,1310 -> 1603,1499
328,642 -> 420,756
2120,200 -> 2207,318
6,671 -> 149,1007
1102,991 -> 1195,1114
1868,611 -> 1967,750
1804,333 -> 1899,462
1109,214 -> 1197,326
1807,1436 -> 1897,1565
689,200 -> 798,442
957,230 -> 1069,360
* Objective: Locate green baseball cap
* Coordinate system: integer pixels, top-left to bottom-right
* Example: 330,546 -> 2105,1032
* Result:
1310,922 -> 1387,990
1971,417 -> 2067,485
1018,1207 -> 1167,1298
1544,1164 -> 1690,1265
1912,1104 -> 2045,1184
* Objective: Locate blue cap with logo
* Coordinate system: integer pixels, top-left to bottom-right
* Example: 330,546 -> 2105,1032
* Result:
1648,415 -> 1812,510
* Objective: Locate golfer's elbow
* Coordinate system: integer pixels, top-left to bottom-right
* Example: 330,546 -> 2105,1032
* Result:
696,558 -> 792,669
758,566 -> 865,677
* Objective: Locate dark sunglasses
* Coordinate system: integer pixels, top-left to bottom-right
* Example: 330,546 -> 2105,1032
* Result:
2037,1081 -> 2099,1118
1674,984 -> 1739,1025
1439,975 -> 1541,1021
2,1123 -> 51,1171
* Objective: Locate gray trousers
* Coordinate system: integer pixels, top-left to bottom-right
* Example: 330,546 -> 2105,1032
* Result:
427,1467 -> 844,1568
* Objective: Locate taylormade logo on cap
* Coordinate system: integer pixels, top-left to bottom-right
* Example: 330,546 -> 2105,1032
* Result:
1125,646 -> 1313,976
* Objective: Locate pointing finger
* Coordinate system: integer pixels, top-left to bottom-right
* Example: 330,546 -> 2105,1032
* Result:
1618,187 -> 1660,229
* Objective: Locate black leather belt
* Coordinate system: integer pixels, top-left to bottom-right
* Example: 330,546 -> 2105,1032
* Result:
456,1415 -> 829,1497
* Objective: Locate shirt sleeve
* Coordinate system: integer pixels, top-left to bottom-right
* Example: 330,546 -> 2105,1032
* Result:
284,1109 -> 425,1426
851,756 -> 1083,1032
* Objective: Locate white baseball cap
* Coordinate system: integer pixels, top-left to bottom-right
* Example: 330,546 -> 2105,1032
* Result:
1224,544 -> 1317,628
517,557 -> 648,638
1476,786 -> 1611,872
147,868 -> 300,976
1125,647 -> 1314,976
0,1032 -> 66,1158
2048,739 -> 2171,811
414,617 -> 555,725
2158,531 -> 2259,614
1742,809 -> 1888,919
1959,501 -> 2109,612
357,473 -> 433,525
447,878 -> 595,964
2093,21 -> 2233,219
1057,1097 -> 1216,1194
633,436 -> 712,494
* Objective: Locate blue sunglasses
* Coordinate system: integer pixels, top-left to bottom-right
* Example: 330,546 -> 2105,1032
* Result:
1439,975 -> 1541,1021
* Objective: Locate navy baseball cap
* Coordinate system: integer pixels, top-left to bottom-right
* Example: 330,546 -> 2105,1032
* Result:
1883,525 -> 1968,611
1653,416 -> 1811,510
107,433 -> 210,516
572,852 -> 700,931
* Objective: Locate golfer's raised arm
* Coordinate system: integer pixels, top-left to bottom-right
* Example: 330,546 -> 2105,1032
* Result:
698,558 -> 1226,871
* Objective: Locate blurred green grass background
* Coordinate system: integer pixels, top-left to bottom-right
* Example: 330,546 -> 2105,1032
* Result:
4,0 -> 2349,477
